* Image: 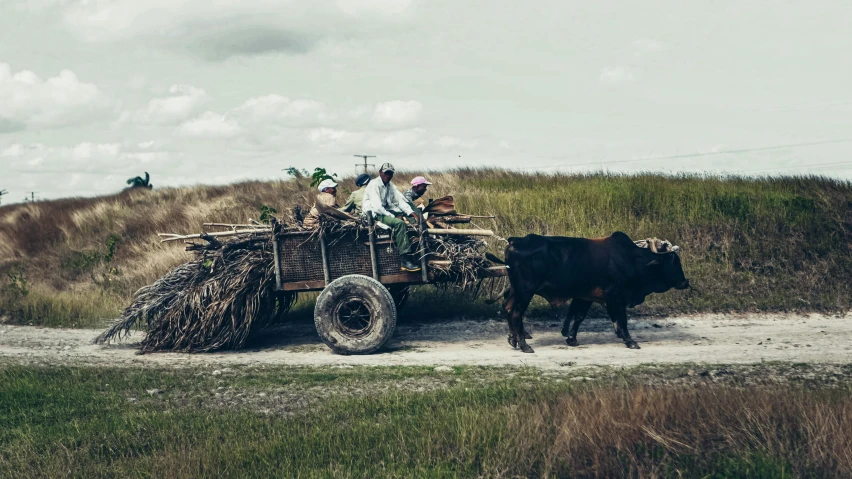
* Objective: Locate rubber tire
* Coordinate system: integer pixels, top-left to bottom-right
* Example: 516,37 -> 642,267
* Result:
314,275 -> 397,355
388,285 -> 410,313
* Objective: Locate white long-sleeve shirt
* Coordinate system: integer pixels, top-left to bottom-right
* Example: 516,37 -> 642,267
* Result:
362,177 -> 414,217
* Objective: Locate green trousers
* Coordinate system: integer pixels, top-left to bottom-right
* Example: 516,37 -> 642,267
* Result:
375,214 -> 414,256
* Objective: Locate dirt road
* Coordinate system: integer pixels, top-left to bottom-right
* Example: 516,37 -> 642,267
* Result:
1,313 -> 849,370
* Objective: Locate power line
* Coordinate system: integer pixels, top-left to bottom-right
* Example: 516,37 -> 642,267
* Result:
516,138 -> 852,171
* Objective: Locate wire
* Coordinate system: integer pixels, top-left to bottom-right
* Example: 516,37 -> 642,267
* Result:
516,138 -> 852,171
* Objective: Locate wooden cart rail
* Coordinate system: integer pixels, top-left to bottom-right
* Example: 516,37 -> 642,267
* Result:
272,212 -> 504,293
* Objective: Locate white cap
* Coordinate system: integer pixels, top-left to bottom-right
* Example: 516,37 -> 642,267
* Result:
317,178 -> 338,192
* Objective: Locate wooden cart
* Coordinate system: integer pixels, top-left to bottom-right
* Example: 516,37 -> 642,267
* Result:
270,213 -> 507,354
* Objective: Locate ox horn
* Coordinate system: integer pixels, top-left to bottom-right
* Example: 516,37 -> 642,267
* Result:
648,238 -> 659,253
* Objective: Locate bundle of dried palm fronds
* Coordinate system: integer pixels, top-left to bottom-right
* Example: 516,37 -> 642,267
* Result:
422,233 -> 493,290
94,234 -> 296,353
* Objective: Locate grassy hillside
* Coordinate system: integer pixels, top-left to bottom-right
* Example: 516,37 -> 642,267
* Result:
1,169 -> 850,327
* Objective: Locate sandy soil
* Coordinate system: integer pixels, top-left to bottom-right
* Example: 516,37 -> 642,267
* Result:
1,313 -> 850,370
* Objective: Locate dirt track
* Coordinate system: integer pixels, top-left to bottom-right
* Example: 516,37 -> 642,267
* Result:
1,313 -> 850,369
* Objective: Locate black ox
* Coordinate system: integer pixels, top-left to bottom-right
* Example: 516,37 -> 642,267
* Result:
489,232 -> 690,353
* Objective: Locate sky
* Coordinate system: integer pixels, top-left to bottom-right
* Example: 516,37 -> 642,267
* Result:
1,0 -> 851,203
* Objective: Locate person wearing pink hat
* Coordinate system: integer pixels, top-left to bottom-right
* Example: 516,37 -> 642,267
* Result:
403,176 -> 432,209
403,176 -> 432,222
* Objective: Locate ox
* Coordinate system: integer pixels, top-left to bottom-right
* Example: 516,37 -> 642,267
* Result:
489,232 -> 689,353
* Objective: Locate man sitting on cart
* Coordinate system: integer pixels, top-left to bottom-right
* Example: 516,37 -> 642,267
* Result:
362,163 -> 422,272
339,173 -> 370,216
403,175 -> 431,219
302,178 -> 339,229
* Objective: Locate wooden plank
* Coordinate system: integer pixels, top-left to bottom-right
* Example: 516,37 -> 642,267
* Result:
379,272 -> 426,284
319,235 -> 331,286
272,234 -> 282,290
158,228 -> 271,243
280,280 -> 326,291
477,266 -> 509,277
367,212 -> 379,280
419,213 -> 428,283
425,228 -> 493,236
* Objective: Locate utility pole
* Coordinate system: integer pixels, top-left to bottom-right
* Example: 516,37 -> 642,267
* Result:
0,189 -> 7,205
353,154 -> 376,175
24,192 -> 38,203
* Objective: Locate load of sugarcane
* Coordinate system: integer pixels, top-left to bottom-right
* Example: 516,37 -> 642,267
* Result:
94,224 -> 296,353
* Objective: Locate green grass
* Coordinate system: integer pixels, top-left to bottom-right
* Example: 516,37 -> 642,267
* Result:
1,170 -> 851,327
1,364 -> 850,478
0,289 -> 124,328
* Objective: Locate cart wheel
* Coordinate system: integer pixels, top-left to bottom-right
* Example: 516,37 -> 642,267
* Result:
388,285 -> 410,313
314,275 -> 397,355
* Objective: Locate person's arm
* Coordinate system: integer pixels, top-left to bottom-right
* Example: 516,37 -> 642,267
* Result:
317,192 -> 337,207
394,186 -> 414,216
340,193 -> 355,212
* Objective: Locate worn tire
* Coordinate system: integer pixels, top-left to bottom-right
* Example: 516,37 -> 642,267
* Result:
314,275 -> 397,355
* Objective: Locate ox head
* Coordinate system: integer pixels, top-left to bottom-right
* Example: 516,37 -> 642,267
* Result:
646,251 -> 690,292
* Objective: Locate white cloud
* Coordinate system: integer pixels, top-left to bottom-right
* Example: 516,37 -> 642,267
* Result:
127,84 -> 210,124
632,38 -> 666,54
435,136 -> 478,150
235,95 -> 335,127
180,111 -> 241,138
306,126 -> 425,153
599,66 -> 636,85
371,100 -> 423,128
336,0 -> 414,17
0,63 -> 111,131
71,142 -> 121,159
62,0 -> 417,60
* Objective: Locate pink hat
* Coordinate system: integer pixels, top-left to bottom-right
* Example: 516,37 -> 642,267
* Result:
410,176 -> 432,186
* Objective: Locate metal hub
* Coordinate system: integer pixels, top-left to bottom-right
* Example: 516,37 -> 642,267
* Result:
335,298 -> 373,337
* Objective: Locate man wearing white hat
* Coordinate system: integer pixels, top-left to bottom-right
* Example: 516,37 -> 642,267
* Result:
362,163 -> 421,272
302,178 -> 339,229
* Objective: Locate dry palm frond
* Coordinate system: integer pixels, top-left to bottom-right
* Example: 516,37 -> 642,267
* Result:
421,233 -> 492,291
94,234 -> 296,353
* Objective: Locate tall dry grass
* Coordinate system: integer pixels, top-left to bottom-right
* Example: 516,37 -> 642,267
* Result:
1,170 -> 850,326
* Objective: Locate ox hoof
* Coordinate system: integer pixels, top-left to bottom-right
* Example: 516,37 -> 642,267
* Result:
625,341 -> 641,350
520,343 -> 535,353
508,335 -> 518,349
566,338 -> 579,347
522,331 -> 532,340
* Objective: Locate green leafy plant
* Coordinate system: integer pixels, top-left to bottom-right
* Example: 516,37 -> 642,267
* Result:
104,234 -> 121,262
3,265 -> 29,300
285,167 -> 309,179
259,205 -> 278,224
126,172 -> 153,190
310,168 -> 337,188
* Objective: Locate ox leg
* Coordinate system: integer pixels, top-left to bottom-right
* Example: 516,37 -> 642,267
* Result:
503,291 -> 519,349
564,299 -> 592,347
606,302 -> 640,349
508,294 -> 535,353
